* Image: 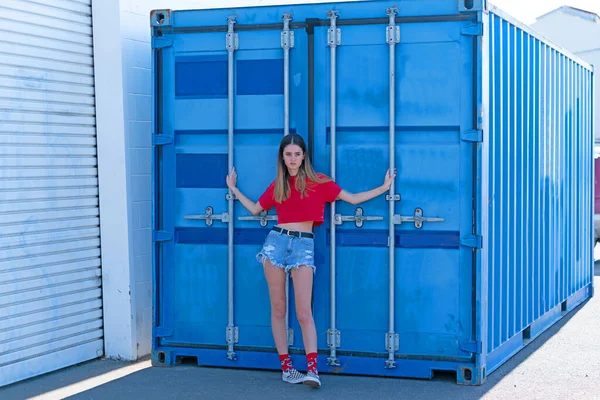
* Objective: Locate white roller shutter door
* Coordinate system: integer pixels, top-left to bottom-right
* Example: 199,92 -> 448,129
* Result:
0,0 -> 104,387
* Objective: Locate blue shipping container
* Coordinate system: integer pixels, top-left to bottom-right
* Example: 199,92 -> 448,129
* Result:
150,0 -> 595,385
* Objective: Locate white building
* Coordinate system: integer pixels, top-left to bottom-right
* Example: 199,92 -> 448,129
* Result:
531,5 -> 600,143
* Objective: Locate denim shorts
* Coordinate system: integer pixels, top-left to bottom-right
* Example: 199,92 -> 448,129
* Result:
256,228 -> 316,274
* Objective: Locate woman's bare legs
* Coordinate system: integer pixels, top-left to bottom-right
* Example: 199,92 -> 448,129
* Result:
263,259 -> 288,355
290,266 -> 316,353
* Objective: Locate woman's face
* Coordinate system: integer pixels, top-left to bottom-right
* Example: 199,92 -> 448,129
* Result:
282,144 -> 304,174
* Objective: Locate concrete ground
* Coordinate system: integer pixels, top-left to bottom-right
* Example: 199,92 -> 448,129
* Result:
1,265 -> 599,400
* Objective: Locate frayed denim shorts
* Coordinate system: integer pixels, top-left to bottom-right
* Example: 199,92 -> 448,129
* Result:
256,228 -> 316,274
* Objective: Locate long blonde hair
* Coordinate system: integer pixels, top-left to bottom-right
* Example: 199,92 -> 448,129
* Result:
274,133 -> 330,203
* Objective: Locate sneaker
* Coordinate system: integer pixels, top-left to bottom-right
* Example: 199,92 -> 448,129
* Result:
282,368 -> 305,384
303,370 -> 321,388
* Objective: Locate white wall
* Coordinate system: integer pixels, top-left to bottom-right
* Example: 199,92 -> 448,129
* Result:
92,0 -> 136,360
531,8 -> 600,142
119,1 -> 154,359
93,0 -> 165,360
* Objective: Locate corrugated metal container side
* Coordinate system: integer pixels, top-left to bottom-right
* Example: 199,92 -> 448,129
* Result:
482,5 -> 595,376
150,0 -> 594,386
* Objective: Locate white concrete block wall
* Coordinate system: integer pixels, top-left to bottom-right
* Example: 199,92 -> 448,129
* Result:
120,3 -> 154,358
93,0 -> 136,361
94,0 -> 163,360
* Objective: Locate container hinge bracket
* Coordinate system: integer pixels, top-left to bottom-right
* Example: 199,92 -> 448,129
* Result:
238,210 -> 277,227
461,235 -> 483,249
226,16 -> 239,51
334,207 -> 384,228
152,134 -> 173,146
185,207 -> 230,226
151,9 -> 172,27
281,13 -> 295,50
287,328 -> 294,346
386,7 -> 400,44
327,329 -> 341,348
461,22 -> 483,36
327,11 -> 341,47
461,129 -> 483,143
226,326 -> 239,344
151,37 -> 173,49
460,340 -> 482,354
385,333 -> 399,351
152,230 -> 173,242
154,326 -> 173,337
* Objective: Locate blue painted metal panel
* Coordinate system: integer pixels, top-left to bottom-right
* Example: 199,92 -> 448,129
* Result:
151,0 -> 594,386
484,9 -> 595,376
237,59 -> 284,95
176,154 -> 228,188
175,55 -> 228,98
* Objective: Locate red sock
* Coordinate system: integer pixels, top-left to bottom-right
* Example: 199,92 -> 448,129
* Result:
279,354 -> 292,373
306,352 -> 318,374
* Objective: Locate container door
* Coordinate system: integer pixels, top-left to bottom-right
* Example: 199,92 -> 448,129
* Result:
154,23 -> 308,354
312,16 -> 478,364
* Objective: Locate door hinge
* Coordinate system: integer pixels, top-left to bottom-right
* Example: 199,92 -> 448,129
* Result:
226,326 -> 239,344
151,37 -> 173,49
153,230 -> 173,242
385,333 -> 399,351
461,22 -> 483,36
154,326 -> 173,338
226,16 -> 239,52
152,134 -> 173,146
460,340 -> 482,354
461,235 -> 483,249
327,329 -> 341,348
327,11 -> 341,47
461,129 -> 483,143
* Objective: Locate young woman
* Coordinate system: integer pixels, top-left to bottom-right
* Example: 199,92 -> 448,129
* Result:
225,133 -> 395,388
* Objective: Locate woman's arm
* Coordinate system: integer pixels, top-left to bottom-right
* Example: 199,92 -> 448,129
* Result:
337,168 -> 396,205
226,167 -> 264,215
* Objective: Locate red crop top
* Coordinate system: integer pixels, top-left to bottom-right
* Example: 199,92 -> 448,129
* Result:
258,174 -> 342,227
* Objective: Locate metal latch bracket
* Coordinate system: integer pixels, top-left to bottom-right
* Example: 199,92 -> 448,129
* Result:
238,210 -> 277,227
393,208 -> 444,228
185,206 -> 230,226
334,207 -> 383,228
152,230 -> 173,242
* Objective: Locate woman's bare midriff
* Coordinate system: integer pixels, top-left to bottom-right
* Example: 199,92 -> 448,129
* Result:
277,221 -> 314,233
